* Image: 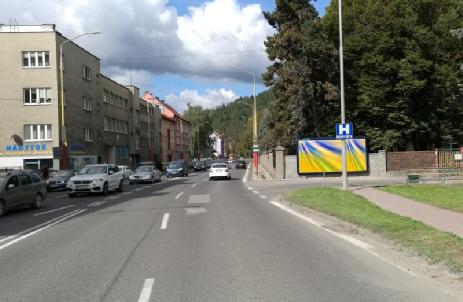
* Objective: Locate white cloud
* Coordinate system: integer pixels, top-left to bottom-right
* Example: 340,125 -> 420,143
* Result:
0,0 -> 274,89
166,88 -> 238,112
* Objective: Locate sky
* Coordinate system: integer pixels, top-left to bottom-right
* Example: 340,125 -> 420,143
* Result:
2,0 -> 331,112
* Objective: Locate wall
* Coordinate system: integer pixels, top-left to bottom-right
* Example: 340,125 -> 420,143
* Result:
260,150 -> 275,178
283,151 -> 387,179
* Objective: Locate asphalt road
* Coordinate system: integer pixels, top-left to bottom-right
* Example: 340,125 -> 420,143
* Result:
0,168 -> 460,301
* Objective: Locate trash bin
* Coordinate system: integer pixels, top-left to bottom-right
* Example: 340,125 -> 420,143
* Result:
407,174 -> 420,184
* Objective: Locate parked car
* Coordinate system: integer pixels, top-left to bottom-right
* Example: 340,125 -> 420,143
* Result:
66,164 -> 123,197
235,160 -> 247,169
0,170 -> 47,217
209,163 -> 231,180
166,160 -> 189,177
47,169 -> 75,191
205,160 -> 212,169
129,166 -> 161,184
194,161 -> 206,171
118,165 -> 132,180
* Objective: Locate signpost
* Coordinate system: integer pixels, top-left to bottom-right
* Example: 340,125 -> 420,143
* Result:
336,123 -> 353,189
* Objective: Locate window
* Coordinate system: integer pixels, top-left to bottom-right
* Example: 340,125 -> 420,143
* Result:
104,116 -> 109,131
24,124 -> 52,141
103,90 -> 109,103
82,96 -> 92,111
7,176 -> 19,188
24,88 -> 52,105
19,175 -> 32,186
22,51 -> 50,68
30,173 -> 41,183
82,65 -> 91,80
124,98 -> 128,109
135,135 -> 140,150
84,128 -> 93,142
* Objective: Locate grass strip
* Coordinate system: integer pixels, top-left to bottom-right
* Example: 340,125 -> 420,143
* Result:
380,185 -> 463,213
286,187 -> 463,273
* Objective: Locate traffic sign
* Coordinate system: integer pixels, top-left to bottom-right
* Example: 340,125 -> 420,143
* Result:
336,123 -> 353,139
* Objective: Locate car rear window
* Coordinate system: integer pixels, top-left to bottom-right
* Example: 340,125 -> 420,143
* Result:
213,164 -> 227,168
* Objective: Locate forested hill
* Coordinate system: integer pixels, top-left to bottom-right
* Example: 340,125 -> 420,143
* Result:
183,90 -> 273,157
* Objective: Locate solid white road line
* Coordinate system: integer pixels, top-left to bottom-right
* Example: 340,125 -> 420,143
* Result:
0,209 -> 87,251
137,278 -> 155,302
175,192 -> 184,199
0,235 -> 16,245
269,200 -> 415,277
243,165 -> 250,182
191,183 -> 197,188
34,205 -> 75,216
0,209 -> 84,245
160,213 -> 170,230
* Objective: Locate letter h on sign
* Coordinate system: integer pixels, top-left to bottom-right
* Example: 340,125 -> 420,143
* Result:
336,123 -> 353,139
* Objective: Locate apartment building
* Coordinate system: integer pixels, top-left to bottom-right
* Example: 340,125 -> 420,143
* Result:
0,24 -> 161,171
142,92 -> 190,163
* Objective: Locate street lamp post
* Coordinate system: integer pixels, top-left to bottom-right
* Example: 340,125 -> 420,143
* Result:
338,0 -> 348,190
232,66 -> 258,175
59,31 -> 100,169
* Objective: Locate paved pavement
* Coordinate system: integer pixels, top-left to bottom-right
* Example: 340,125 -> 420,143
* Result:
354,187 -> 463,237
0,169 -> 460,301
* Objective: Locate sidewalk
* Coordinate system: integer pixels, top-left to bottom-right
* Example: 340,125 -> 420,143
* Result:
354,187 -> 463,238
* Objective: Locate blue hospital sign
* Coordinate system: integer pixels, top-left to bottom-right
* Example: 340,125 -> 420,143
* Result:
336,123 -> 353,139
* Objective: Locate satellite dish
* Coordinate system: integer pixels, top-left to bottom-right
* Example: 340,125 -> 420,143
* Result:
11,134 -> 24,146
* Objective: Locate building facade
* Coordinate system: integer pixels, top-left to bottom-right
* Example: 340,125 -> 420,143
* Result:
0,24 -> 162,171
142,92 -> 190,163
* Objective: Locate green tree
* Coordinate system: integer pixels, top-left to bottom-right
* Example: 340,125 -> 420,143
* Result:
263,0 -> 338,150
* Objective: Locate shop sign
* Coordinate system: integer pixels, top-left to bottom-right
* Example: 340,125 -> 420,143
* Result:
1,144 -> 52,156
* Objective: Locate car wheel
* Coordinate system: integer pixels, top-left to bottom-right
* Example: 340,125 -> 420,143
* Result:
117,180 -> 124,192
31,193 -> 43,209
68,193 -> 76,198
103,182 -> 109,195
0,200 -> 5,217
129,181 -> 133,185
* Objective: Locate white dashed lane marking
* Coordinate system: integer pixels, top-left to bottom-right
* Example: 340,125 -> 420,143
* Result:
137,278 -> 155,302
160,213 -> 170,230
175,192 -> 184,199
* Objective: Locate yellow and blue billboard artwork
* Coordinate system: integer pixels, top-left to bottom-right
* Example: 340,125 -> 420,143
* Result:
298,138 -> 368,174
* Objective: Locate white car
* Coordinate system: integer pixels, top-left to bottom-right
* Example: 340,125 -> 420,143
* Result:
209,163 -> 231,180
66,164 -> 124,197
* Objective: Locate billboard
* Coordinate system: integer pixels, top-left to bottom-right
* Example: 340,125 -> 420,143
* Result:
297,138 -> 367,174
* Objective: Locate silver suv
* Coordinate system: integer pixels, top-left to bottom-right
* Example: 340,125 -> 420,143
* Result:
0,171 -> 47,217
